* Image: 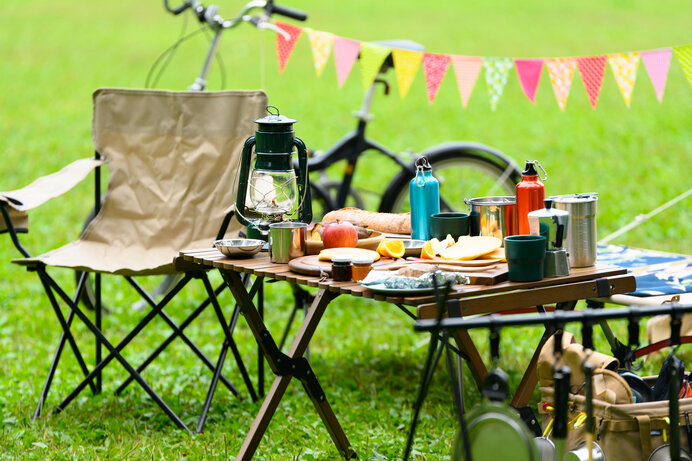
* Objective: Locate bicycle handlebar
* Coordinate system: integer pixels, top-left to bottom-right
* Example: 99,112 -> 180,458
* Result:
163,0 -> 307,29
266,1 -> 307,21
163,0 -> 192,15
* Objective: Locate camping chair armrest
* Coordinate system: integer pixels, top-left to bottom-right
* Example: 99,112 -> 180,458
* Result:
0,157 -> 105,240
216,204 -> 237,240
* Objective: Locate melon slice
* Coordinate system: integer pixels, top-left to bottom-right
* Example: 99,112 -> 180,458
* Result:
440,236 -> 502,261
479,247 -> 506,262
318,247 -> 381,262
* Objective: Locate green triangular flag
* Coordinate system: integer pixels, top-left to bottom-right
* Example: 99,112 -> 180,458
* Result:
360,42 -> 391,90
674,45 -> 692,88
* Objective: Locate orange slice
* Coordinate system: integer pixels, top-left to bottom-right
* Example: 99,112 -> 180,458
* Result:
377,238 -> 405,258
421,241 -> 436,259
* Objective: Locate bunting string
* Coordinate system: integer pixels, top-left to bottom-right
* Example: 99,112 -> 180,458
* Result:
273,21 -> 691,109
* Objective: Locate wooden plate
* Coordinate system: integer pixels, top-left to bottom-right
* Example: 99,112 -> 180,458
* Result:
289,255 -> 399,276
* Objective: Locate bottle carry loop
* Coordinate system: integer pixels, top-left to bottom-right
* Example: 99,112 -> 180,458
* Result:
534,160 -> 548,180
414,157 -> 431,187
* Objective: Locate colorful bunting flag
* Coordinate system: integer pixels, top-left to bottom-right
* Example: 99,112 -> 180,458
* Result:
641,48 -> 672,102
360,42 -> 391,90
673,45 -> 692,89
546,58 -> 577,111
483,57 -> 513,111
272,22 -> 688,111
333,37 -> 361,88
450,56 -> 483,108
608,52 -> 640,107
275,21 -> 303,74
577,55 -> 607,109
422,53 -> 451,103
514,59 -> 543,104
305,28 -> 334,77
392,49 -> 423,99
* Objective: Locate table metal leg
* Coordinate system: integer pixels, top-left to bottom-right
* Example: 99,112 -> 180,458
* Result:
221,271 -> 356,460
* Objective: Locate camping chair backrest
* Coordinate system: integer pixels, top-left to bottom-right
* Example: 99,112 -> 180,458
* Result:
84,88 -> 267,253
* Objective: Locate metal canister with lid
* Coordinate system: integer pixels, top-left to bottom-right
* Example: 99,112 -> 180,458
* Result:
549,193 -> 598,268
465,196 -> 517,242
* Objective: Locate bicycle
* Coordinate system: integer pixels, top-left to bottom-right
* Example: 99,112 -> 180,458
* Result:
156,0 -> 523,221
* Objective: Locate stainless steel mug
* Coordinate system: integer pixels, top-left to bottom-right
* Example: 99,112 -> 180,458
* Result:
550,193 -> 598,268
466,196 -> 517,243
268,222 -> 307,263
564,441 -> 606,461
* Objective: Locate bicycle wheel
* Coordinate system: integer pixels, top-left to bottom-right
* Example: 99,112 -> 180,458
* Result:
379,143 -> 522,214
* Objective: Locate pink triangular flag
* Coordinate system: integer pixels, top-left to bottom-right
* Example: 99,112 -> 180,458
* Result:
576,55 -> 607,109
333,37 -> 361,88
275,21 -> 303,74
641,48 -> 672,103
450,56 -> 483,108
422,53 -> 451,103
514,59 -> 543,104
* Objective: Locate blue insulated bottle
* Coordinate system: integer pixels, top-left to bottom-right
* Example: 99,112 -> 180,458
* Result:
410,158 -> 440,240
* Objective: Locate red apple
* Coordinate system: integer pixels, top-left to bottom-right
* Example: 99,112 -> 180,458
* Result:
322,221 -> 358,248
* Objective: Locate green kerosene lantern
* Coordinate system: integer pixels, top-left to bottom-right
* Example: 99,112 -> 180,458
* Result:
235,106 -> 312,238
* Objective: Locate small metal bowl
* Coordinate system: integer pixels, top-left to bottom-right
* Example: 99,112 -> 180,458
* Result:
214,239 -> 264,258
402,239 -> 426,257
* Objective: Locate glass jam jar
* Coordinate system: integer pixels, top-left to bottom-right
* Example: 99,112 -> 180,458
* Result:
331,255 -> 352,282
351,256 -> 374,281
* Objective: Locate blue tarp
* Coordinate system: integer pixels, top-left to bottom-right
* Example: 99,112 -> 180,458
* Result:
597,245 -> 692,297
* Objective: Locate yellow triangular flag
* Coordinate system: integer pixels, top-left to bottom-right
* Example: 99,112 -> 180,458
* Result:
360,42 -> 391,90
674,45 -> 692,89
392,49 -> 423,98
305,28 -> 334,77
608,52 -> 640,107
545,57 -> 577,111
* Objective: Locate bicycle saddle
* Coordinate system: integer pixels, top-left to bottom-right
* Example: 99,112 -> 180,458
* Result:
369,40 -> 425,72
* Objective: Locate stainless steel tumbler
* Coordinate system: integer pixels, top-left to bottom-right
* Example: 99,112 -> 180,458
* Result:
550,194 -> 598,268
268,222 -> 307,263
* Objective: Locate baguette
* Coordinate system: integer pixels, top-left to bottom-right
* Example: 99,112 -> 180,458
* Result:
323,207 -> 411,235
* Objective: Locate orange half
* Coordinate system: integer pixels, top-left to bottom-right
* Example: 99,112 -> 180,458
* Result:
377,238 -> 405,258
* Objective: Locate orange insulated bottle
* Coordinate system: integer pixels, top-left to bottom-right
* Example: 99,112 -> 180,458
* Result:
516,160 -> 547,235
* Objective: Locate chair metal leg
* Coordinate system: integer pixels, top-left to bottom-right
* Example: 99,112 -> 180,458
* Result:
114,283 -> 232,395
202,273 -> 257,402
33,271 -> 95,420
196,303 -> 242,433
40,269 -> 192,432
123,278 -> 241,397
258,279 -> 264,398
95,272 -> 102,394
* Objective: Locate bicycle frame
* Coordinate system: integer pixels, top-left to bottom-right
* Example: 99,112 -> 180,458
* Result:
299,80 -> 412,211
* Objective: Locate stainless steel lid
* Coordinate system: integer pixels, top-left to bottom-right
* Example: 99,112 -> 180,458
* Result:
466,196 -> 516,205
549,193 -> 598,203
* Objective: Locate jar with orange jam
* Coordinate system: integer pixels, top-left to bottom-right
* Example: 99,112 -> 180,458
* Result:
351,256 -> 375,281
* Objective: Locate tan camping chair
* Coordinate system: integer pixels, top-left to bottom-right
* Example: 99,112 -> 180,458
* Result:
0,88 -> 267,432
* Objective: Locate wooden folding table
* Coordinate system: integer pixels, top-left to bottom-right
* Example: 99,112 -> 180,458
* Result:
176,249 -> 635,459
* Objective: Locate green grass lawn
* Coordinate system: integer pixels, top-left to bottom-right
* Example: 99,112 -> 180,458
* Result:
1,0 -> 691,459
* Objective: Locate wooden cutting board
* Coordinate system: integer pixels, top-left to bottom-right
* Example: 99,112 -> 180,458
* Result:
461,263 -> 508,285
288,255 -> 399,276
